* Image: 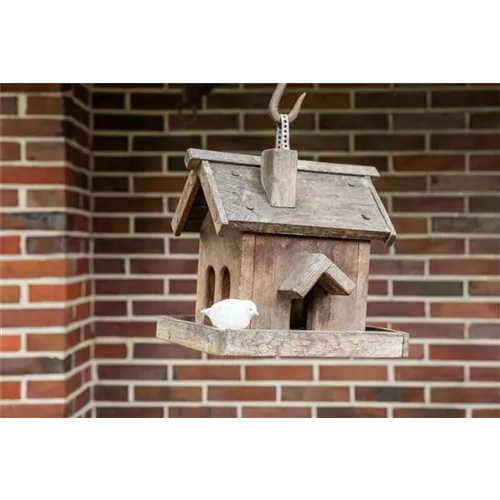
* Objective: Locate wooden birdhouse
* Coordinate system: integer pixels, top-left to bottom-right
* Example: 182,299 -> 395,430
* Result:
156,84 -> 409,358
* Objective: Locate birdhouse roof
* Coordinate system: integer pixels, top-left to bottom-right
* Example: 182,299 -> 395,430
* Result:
172,149 -> 397,246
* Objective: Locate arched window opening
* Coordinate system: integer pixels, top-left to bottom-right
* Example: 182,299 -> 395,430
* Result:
204,266 -> 215,325
221,266 -> 231,300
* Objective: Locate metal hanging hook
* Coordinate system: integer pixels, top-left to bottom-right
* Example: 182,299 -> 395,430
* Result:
268,83 -> 307,124
175,84 -> 220,127
176,101 -> 198,126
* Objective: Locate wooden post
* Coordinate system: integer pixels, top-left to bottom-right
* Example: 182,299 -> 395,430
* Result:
260,148 -> 298,208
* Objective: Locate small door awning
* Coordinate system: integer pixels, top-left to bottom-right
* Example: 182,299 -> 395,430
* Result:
278,253 -> 355,298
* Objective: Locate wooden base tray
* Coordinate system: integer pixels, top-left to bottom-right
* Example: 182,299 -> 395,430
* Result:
156,316 -> 409,358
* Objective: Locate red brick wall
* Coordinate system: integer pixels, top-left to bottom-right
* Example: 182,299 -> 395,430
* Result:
1,84 -> 93,417
1,83 -> 499,417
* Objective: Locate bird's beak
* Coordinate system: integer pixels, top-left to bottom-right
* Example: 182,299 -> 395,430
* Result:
255,311 -> 259,316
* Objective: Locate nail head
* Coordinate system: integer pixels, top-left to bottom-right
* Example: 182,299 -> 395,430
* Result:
231,170 -> 240,177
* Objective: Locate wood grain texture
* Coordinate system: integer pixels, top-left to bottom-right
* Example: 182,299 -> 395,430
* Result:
174,159 -> 392,240
194,217 -> 260,329
353,242 -> 371,328
171,170 -> 200,236
209,163 -> 392,241
198,161 -> 229,234
238,233 -> 257,302
184,148 -> 380,179
278,253 -> 356,298
182,186 -> 209,233
366,176 -> 397,247
321,262 -> 356,296
278,253 -> 331,299
195,215 -> 243,323
304,242 -> 370,330
251,235 -> 368,331
260,148 -> 298,207
156,316 -> 409,358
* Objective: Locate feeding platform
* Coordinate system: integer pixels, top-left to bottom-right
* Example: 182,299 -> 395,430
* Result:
157,316 -> 409,358
155,83 -> 409,359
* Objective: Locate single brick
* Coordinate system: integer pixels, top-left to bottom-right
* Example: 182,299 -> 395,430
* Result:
319,365 -> 387,381
245,365 -> 313,381
26,96 -> 63,115
168,406 -> 237,418
0,334 -> 21,351
393,154 -> 465,171
356,386 -> 424,403
208,386 -> 276,401
281,386 -> 350,402
173,365 -> 240,380
1,381 -> 21,400
394,366 -> 464,382
243,407 -> 311,418
134,385 -> 202,402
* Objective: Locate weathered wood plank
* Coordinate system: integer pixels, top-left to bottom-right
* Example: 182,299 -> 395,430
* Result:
185,148 -> 262,170
171,170 -> 200,236
239,233 -> 256,303
251,235 -> 366,331
251,234 -> 292,329
260,148 -> 298,208
308,242 -> 359,331
321,262 -> 355,296
184,148 -> 380,179
366,176 -> 397,247
156,316 -> 409,358
211,164 -> 392,241
195,215 -> 243,323
279,254 -> 331,299
278,253 -> 355,299
353,242 -> 371,328
198,161 -> 229,234
278,252 -> 356,298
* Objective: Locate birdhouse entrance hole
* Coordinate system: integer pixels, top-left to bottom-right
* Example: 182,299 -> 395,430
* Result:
290,298 -> 306,329
290,284 -> 324,330
290,295 -> 309,330
221,266 -> 231,300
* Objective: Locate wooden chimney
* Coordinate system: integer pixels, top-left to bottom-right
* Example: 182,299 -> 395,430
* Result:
260,149 -> 298,208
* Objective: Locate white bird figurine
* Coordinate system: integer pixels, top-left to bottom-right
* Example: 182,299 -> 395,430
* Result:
200,299 -> 259,329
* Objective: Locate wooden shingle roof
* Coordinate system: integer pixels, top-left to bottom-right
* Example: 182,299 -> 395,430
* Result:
172,149 -> 396,246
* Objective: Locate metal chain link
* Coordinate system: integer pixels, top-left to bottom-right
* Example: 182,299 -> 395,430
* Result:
275,114 -> 290,150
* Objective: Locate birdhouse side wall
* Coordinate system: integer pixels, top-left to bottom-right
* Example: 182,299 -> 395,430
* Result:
195,215 -> 246,323
249,234 -> 371,331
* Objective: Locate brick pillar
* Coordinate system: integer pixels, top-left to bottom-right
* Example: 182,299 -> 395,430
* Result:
0,84 -> 93,417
